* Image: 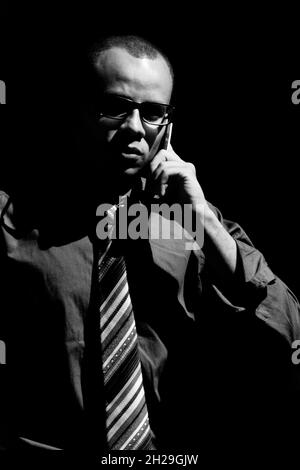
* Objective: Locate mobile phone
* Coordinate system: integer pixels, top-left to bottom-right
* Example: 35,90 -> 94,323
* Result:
152,123 -> 173,198
161,122 -> 173,151
146,122 -> 173,199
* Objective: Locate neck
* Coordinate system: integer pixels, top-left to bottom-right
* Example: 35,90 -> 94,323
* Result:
100,174 -> 145,204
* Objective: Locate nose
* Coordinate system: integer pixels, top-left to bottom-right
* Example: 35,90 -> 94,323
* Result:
121,109 -> 146,138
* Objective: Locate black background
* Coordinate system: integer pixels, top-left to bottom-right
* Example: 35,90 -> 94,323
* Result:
0,7 -> 299,465
0,9 -> 299,298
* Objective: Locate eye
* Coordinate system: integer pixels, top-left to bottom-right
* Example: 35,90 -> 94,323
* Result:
142,103 -> 166,123
101,96 -> 129,118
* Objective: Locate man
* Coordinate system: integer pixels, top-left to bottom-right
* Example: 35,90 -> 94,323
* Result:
0,35 -> 299,458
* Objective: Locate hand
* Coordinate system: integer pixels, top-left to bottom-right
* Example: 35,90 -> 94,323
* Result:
149,145 -> 237,273
149,145 -> 207,211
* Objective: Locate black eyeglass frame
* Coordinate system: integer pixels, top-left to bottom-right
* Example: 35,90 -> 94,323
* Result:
98,95 -> 175,127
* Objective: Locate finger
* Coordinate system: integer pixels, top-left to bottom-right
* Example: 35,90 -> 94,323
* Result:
152,161 -> 195,181
152,164 -> 192,197
157,166 -> 182,197
164,145 -> 182,162
150,149 -> 182,175
147,126 -> 166,165
150,151 -> 167,173
162,122 -> 173,150
150,161 -> 172,197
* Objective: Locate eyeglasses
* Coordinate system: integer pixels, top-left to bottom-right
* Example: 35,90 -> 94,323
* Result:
98,95 -> 174,126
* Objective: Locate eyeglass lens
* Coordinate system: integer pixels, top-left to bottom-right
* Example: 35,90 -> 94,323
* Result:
100,96 -> 171,124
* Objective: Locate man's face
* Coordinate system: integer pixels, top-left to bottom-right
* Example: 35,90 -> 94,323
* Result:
94,47 -> 173,179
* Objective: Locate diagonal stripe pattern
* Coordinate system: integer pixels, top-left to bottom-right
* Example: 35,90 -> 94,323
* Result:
98,242 -> 155,450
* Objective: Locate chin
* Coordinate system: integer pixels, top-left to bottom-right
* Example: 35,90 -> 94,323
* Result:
122,167 -> 142,176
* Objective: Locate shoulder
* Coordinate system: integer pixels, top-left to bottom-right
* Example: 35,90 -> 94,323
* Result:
0,191 -> 11,226
0,191 -> 10,212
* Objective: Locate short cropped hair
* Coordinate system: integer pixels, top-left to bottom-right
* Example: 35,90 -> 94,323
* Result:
89,34 -> 174,84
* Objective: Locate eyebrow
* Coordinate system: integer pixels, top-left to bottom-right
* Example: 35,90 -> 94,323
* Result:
104,93 -> 170,106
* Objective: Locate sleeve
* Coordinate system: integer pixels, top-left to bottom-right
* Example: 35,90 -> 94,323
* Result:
205,202 -> 300,345
0,192 -> 10,447
0,191 -> 10,235
0,191 -> 11,258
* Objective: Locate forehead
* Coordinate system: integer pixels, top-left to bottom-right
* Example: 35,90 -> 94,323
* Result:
94,47 -> 173,102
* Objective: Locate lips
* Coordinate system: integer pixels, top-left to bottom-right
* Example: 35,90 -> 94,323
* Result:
122,146 -> 143,156
121,153 -> 141,159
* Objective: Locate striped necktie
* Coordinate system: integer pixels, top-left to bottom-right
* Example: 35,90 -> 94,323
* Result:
97,218 -> 155,450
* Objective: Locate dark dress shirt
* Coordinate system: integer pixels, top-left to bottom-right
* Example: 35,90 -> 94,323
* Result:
0,189 -> 299,456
